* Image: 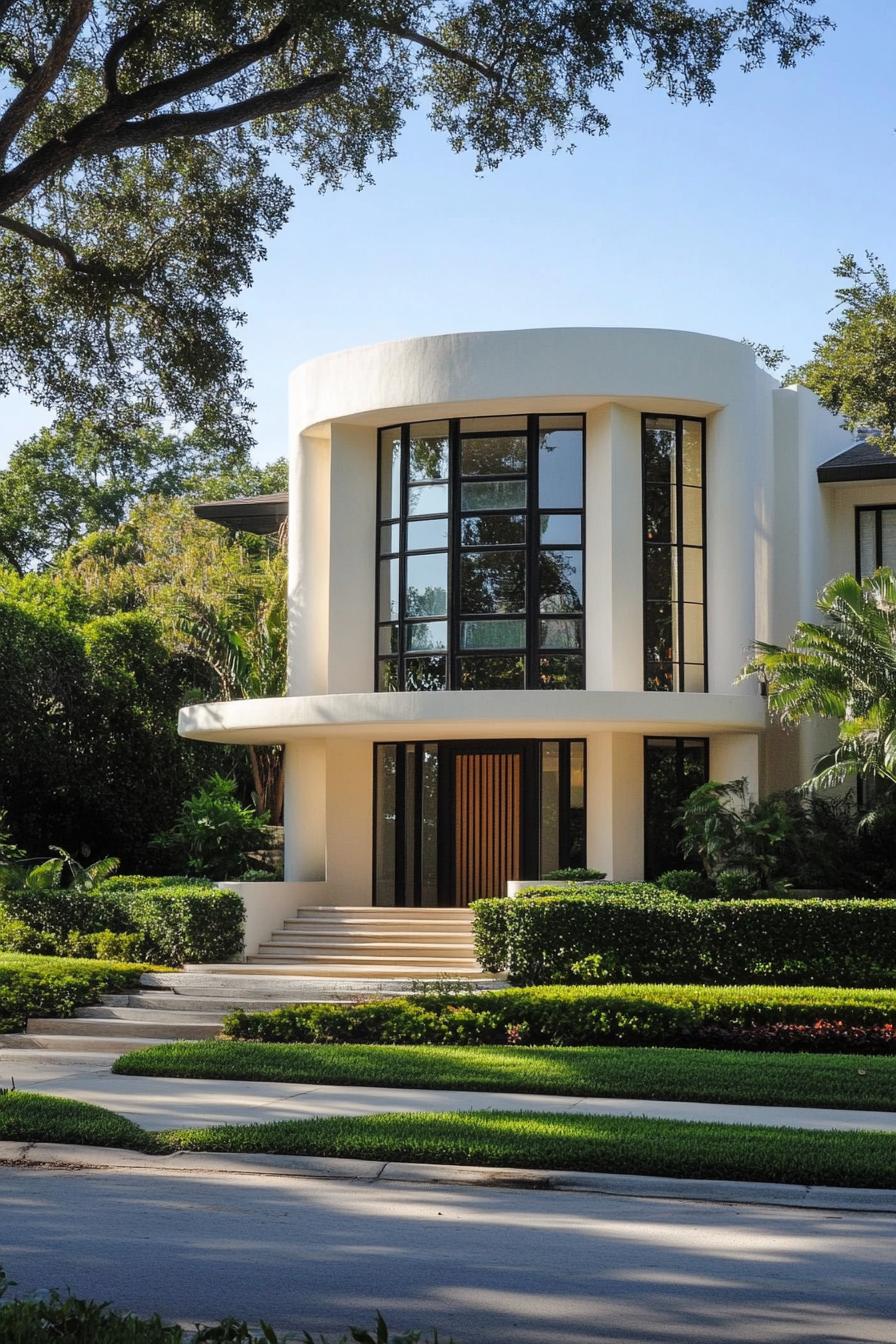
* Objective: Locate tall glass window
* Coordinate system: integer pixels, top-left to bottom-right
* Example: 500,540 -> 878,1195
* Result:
643,737 -> 709,879
857,506 -> 896,578
376,415 -> 585,690
642,415 -> 706,692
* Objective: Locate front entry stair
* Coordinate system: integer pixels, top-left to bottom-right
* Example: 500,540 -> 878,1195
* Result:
1,907 -> 502,1054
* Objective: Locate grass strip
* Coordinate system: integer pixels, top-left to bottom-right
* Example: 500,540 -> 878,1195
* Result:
113,1039 -> 896,1112
162,1108 -> 896,1188
0,1091 -> 162,1153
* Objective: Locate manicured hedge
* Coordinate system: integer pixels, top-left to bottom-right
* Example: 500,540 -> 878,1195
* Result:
0,952 -> 156,1033
472,887 -> 896,985
0,877 -> 244,965
222,982 -> 896,1048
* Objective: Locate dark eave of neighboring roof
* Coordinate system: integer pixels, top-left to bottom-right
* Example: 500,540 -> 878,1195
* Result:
193,492 -> 289,535
817,440 -> 896,484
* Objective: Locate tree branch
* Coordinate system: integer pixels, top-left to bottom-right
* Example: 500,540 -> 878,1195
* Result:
86,70 -> 345,152
0,0 -> 92,165
103,1 -> 168,96
0,210 -> 89,269
377,21 -> 497,83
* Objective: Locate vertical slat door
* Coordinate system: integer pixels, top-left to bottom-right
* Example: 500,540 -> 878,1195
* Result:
454,750 -> 522,905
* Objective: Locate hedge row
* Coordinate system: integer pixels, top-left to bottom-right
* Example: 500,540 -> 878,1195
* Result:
0,952 -> 156,1033
472,886 -> 896,985
222,982 -> 896,1048
0,878 -> 243,965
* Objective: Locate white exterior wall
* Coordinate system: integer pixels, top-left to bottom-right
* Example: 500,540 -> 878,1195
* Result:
181,326 -> 863,933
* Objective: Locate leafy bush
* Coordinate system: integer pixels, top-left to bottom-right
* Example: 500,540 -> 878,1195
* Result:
472,888 -> 896,985
679,778 -> 792,885
657,869 -> 715,899
690,1021 -> 896,1053
715,867 -> 760,900
63,931 -> 142,961
1,848 -> 127,936
222,983 -> 896,1049
106,881 -> 244,964
0,952 -> 155,1032
542,867 -> 607,881
151,774 -> 270,880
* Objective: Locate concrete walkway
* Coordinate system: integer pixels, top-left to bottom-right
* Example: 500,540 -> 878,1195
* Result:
3,1047 -> 896,1134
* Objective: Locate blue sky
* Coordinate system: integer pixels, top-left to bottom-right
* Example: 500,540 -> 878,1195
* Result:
1,0 -> 893,467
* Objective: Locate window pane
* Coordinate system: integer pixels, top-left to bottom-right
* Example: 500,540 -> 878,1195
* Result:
683,663 -> 705,692
644,482 -> 673,543
461,480 -> 527,511
379,558 -> 399,621
540,618 -> 582,649
405,552 -> 447,617
682,421 -> 703,485
459,416 -> 527,433
539,550 -> 583,613
408,482 -> 449,516
378,623 -> 399,655
457,655 -> 525,689
406,620 -> 448,651
420,745 -> 439,906
409,423 -> 449,482
379,428 -> 402,520
539,655 -> 585,689
643,418 -> 676,482
407,517 -> 448,551
644,600 -> 674,667
374,744 -> 397,905
540,741 -> 560,875
882,510 -> 896,570
404,746 -> 416,905
682,546 -> 704,604
568,741 -> 586,866
539,428 -> 583,508
461,435 -> 527,476
460,618 -> 526,650
683,602 -> 705,663
644,544 -> 673,602
460,550 -> 526,613
646,663 -> 674,692
539,415 -> 585,431
379,523 -> 399,555
539,513 -> 582,544
682,486 -> 703,546
405,655 -> 447,690
858,511 -> 876,578
461,513 -> 526,546
377,658 -> 399,691
644,738 -> 709,878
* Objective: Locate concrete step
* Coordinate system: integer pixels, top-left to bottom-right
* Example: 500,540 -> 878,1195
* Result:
266,935 -> 475,950
77,1006 -> 225,1025
144,970 -> 504,991
245,959 -> 486,976
106,992 -> 353,1012
26,1016 -> 220,1040
294,907 -> 474,917
0,1033 -> 180,1053
254,947 -> 481,964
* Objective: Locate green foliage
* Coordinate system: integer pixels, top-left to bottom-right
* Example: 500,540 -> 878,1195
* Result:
217,982 -> 896,1049
113,882 -> 244,965
792,253 -> 896,454
0,1091 -> 160,1152
472,889 -> 896,986
0,4 -> 828,441
742,570 -> 896,791
715,868 -> 761,900
678,778 -> 792,883
152,776 -> 270,880
0,952 -> 155,1033
541,867 -> 606,881
656,868 -> 716,899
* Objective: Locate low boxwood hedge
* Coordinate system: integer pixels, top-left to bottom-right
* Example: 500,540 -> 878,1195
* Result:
472,886 -> 896,986
0,952 -> 156,1033
222,982 -> 896,1048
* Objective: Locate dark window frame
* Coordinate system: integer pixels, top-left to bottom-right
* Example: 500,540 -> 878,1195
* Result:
642,735 -> 709,879
376,414 -> 586,691
641,413 -> 708,693
855,504 -> 896,578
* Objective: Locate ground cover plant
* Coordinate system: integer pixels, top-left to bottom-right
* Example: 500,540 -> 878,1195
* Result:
0,953 -> 157,1033
113,1040 -> 896,1112
3,1092 -> 895,1190
212,984 -> 896,1047
472,887 -> 896,985
0,1090 -> 159,1152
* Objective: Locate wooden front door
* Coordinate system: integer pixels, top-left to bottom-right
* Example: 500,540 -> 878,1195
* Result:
451,746 -> 524,906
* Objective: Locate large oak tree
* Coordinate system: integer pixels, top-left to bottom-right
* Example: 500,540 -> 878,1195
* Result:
0,1 -> 830,443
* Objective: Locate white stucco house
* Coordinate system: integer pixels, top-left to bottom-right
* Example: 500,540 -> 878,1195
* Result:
180,327 -> 896,965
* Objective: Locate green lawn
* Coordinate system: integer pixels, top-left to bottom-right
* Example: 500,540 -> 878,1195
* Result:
4,1090 -> 896,1189
113,1039 -> 896,1111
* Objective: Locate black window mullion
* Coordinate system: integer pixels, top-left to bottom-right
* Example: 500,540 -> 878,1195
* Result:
675,420 -> 685,692
448,418 -> 461,688
398,425 -> 410,690
526,414 -> 539,688
877,507 -> 884,569
394,743 -> 407,907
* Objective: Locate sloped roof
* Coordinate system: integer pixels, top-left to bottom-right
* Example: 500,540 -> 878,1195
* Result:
193,492 -> 288,535
817,440 -> 896,483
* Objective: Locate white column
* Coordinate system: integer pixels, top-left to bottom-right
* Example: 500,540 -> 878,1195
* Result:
282,740 -> 327,881
706,401 -> 757,694
287,432 -> 330,697
586,732 -> 644,880
324,739 -> 373,903
327,424 -> 378,694
585,404 -> 642,691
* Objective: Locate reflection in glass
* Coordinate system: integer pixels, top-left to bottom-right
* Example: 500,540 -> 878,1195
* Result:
405,656 -> 447,690
378,624 -> 399,655
539,514 -> 581,544
682,486 -> 703,546
644,737 -> 708,877
379,523 -> 400,555
407,517 -> 448,551
457,655 -> 525,689
409,423 -> 449,482
539,550 -> 583,613
858,510 -> 876,578
682,420 -> 703,485
568,740 -> 586,865
540,618 -> 582,648
538,428 -> 583,508
461,550 -> 526,613
540,742 -> 560,875
420,745 -> 439,905
406,620 -> 448,651
644,600 -> 674,667
404,746 -> 416,904
374,744 -> 397,905
460,619 -> 526,649
461,480 -> 527,512
408,482 -> 449,516
461,514 -> 526,546
643,482 -> 673,543
377,659 -> 399,691
642,419 -> 676,480
539,655 -> 585,689
378,558 -> 399,622
379,428 -> 402,520
405,552 -> 448,617
461,435 -> 527,476
459,416 -> 528,433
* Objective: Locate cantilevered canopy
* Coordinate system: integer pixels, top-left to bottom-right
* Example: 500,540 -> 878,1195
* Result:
194,492 -> 288,535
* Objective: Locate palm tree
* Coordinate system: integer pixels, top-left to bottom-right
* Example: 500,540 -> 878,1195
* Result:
176,553 -> 286,822
742,569 -> 896,790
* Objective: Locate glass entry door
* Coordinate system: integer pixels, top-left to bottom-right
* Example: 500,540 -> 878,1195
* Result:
451,745 -> 525,906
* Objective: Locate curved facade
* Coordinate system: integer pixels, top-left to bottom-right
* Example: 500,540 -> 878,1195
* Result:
181,327 -> 862,906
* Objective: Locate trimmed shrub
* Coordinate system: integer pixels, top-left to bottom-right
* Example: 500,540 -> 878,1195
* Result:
0,952 -> 155,1032
63,931 -> 142,961
472,889 -> 896,986
222,983 -> 896,1049
110,882 -> 244,964
542,867 -> 607,881
715,867 -> 760,900
657,869 -> 716,900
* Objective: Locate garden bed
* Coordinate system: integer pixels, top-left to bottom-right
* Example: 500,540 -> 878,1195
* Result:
0,953 -> 161,1034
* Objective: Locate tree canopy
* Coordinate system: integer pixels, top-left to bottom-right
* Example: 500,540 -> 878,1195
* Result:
0,1 -> 830,441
